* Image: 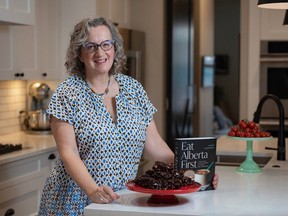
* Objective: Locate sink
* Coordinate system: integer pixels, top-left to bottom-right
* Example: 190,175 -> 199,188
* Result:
263,157 -> 288,171
216,155 -> 272,167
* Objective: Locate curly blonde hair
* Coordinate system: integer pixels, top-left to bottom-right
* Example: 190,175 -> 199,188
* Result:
65,17 -> 126,78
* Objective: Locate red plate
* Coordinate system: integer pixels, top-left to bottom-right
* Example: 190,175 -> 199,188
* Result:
125,180 -> 202,195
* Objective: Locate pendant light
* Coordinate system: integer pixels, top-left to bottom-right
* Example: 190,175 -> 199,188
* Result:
258,0 -> 288,9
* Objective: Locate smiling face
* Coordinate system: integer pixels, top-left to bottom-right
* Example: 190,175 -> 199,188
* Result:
80,25 -> 115,77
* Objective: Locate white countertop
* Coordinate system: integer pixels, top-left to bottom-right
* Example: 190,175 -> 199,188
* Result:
84,166 -> 288,216
0,132 -> 56,165
1,133 -> 288,215
84,136 -> 288,216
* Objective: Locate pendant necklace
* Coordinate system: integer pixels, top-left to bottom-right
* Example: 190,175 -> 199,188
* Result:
88,76 -> 111,97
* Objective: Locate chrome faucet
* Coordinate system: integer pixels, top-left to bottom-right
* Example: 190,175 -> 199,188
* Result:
253,94 -> 286,161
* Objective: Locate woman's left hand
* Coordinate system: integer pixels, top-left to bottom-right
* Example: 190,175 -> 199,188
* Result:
212,173 -> 219,189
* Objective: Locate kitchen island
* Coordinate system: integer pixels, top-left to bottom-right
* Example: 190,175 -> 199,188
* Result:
84,136 -> 288,216
1,133 -> 288,215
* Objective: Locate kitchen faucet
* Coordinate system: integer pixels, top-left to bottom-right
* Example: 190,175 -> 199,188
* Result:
253,94 -> 286,161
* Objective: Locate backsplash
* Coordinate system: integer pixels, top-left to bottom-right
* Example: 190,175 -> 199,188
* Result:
0,80 -> 27,135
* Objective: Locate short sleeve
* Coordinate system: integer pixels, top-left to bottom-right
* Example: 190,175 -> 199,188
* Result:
135,82 -> 157,126
46,83 -> 77,125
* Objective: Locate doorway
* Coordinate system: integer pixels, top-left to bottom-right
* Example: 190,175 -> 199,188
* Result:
214,0 -> 240,125
166,0 -> 194,148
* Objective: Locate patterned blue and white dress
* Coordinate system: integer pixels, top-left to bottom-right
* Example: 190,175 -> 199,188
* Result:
38,74 -> 157,215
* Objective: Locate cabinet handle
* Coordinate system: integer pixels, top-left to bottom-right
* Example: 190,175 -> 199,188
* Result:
14,73 -> 24,77
48,153 -> 56,160
5,208 -> 15,216
42,73 -> 47,77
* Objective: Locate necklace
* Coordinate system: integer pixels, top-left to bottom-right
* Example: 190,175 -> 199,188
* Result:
87,76 -> 111,96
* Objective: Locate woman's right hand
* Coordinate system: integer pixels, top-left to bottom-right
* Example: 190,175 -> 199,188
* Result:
88,185 -> 120,204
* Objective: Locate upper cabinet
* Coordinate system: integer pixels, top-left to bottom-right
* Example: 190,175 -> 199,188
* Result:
96,0 -> 130,27
0,0 -> 60,80
0,0 -> 131,81
34,0 -> 61,80
260,9 -> 288,40
0,0 -> 35,25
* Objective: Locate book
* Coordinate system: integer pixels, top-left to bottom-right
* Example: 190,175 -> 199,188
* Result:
174,137 -> 217,191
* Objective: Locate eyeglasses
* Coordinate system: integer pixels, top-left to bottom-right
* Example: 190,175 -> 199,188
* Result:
82,40 -> 115,53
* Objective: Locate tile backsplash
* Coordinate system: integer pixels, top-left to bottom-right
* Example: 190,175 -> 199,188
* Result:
0,80 -> 61,135
0,80 -> 27,135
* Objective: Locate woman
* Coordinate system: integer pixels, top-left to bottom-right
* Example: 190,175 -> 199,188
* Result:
38,17 -> 218,215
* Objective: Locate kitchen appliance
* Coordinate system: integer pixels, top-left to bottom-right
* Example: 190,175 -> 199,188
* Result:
260,41 -> 288,119
118,27 -> 145,86
21,82 -> 51,133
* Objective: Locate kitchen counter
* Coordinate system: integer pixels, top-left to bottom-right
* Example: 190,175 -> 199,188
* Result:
1,133 -> 288,215
84,136 -> 288,216
0,132 -> 56,165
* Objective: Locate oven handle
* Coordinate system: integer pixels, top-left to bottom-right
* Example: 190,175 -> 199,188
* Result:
260,56 -> 288,62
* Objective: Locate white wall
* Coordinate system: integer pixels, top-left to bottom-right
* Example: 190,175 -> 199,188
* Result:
194,0 -> 215,136
239,0 -> 261,120
129,0 -> 166,138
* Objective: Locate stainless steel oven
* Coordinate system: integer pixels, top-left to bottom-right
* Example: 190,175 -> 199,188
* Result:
260,41 -> 288,119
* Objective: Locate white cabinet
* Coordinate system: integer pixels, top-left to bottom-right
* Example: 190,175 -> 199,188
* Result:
35,0 -> 61,80
260,9 -> 288,40
0,0 -> 60,80
96,0 -> 130,27
0,150 -> 57,216
0,26 -> 14,80
0,0 -> 35,25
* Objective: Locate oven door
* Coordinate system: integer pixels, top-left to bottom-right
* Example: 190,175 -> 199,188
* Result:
260,59 -> 288,119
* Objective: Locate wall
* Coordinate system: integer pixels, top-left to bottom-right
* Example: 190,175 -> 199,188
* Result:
0,80 -> 27,135
239,0 -> 261,120
129,0 -> 166,138
194,0 -> 215,136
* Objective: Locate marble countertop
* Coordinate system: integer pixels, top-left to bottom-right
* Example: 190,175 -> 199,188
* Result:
84,136 -> 288,216
0,132 -> 56,165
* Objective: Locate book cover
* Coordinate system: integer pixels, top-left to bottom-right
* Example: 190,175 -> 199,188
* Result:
174,137 -> 217,191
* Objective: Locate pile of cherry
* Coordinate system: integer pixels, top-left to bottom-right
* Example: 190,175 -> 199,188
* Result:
227,119 -> 271,138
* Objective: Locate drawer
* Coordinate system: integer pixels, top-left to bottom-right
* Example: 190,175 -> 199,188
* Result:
0,156 -> 42,184
0,177 -> 42,216
0,174 -> 43,205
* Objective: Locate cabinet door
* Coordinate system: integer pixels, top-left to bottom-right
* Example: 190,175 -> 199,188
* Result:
0,24 -> 36,80
260,9 -> 288,40
0,150 -> 58,216
0,0 -> 61,80
36,0 -> 61,80
0,155 -> 44,215
13,0 -> 61,80
0,0 -> 35,25
0,177 -> 42,216
11,25 -> 37,79
0,26 -> 15,80
96,0 -> 130,27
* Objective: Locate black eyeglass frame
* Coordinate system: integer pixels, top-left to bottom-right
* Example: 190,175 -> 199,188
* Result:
82,40 -> 115,53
